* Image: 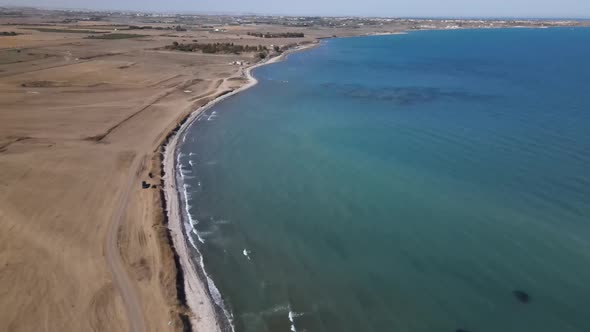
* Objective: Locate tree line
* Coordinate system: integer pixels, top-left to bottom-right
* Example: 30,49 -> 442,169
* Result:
247,32 -> 304,38
167,41 -> 269,55
127,25 -> 186,31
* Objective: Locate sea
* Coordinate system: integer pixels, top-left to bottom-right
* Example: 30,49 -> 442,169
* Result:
175,28 -> 590,332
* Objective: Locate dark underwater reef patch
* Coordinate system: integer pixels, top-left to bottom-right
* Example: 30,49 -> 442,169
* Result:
379,58 -> 511,80
512,290 -> 530,303
321,83 -> 496,106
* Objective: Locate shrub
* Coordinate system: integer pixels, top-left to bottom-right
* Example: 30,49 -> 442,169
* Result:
86,33 -> 145,40
247,32 -> 304,38
167,42 -> 268,55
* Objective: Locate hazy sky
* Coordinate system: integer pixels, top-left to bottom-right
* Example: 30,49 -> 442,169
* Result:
3,0 -> 590,18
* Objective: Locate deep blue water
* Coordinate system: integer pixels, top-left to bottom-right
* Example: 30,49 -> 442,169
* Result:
177,28 -> 590,332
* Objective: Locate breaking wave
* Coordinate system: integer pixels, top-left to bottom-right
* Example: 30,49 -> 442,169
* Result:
175,149 -> 235,331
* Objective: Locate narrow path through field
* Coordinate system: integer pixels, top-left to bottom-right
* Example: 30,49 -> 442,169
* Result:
104,157 -> 147,332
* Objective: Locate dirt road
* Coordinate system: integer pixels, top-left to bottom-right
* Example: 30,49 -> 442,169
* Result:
105,157 -> 147,332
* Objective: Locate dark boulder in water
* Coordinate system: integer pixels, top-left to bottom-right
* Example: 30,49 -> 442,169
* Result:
456,329 -> 472,332
513,290 -> 530,303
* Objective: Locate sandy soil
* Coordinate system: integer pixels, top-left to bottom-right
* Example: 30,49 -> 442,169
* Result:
0,25 -> 257,332
0,20 -> 379,332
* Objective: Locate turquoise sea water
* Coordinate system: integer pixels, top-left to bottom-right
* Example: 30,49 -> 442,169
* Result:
176,28 -> 590,332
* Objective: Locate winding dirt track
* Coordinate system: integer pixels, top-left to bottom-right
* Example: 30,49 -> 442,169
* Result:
104,157 -> 147,332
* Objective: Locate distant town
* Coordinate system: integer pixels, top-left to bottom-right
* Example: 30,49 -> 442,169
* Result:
1,6 -> 589,31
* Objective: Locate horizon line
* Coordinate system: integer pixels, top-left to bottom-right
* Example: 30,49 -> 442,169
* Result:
0,4 -> 589,21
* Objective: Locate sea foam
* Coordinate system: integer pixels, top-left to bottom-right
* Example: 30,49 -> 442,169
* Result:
175,146 -> 235,331
288,306 -> 304,332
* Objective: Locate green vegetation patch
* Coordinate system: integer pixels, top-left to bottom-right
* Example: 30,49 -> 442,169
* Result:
0,31 -> 19,36
0,49 -> 50,65
167,41 -> 268,54
247,32 -> 305,38
23,28 -> 107,34
127,25 -> 154,30
86,33 -> 147,40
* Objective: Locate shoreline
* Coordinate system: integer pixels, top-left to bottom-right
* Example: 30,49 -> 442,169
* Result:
153,25 -> 553,330
161,42 -> 319,331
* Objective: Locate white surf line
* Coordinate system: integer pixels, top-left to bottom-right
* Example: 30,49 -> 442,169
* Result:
288,307 -> 302,332
207,110 -> 217,121
163,134 -> 223,332
287,304 -> 305,332
289,309 -> 296,332
183,184 -> 205,244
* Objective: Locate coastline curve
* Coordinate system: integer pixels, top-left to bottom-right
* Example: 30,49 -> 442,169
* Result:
161,42 -> 319,331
